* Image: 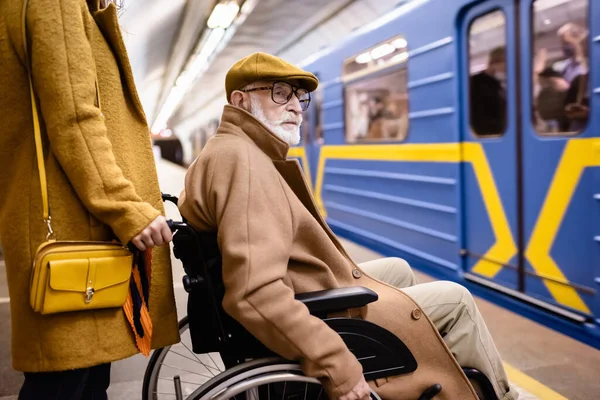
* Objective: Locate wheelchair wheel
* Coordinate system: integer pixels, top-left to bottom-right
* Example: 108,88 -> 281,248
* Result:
143,317 -> 381,400
142,316 -> 228,400
188,357 -> 382,400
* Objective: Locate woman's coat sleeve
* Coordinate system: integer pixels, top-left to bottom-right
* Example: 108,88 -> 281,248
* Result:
25,0 -> 159,243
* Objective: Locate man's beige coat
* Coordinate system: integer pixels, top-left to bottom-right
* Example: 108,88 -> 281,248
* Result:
179,105 -> 478,399
0,0 -> 179,371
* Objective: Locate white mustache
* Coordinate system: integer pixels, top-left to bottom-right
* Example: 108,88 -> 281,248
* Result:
277,113 -> 302,125
249,93 -> 301,146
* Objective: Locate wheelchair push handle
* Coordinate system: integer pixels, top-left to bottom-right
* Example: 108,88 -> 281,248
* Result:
124,219 -> 186,253
167,219 -> 187,232
161,192 -> 179,206
162,193 -> 187,232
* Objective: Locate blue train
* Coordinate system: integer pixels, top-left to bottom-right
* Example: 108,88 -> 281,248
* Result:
289,0 -> 600,349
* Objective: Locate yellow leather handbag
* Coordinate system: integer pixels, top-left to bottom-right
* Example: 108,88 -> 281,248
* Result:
22,0 -> 134,315
30,242 -> 133,314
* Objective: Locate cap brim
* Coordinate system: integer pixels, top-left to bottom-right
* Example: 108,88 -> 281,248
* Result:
264,74 -> 319,92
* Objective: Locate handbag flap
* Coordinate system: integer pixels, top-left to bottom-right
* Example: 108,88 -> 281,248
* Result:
93,256 -> 133,290
49,255 -> 132,292
48,259 -> 89,292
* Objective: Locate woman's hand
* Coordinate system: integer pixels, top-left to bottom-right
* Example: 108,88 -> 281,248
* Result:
131,215 -> 173,251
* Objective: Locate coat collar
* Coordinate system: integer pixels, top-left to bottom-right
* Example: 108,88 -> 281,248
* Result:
87,0 -> 101,12
217,105 -> 290,161
90,3 -> 148,123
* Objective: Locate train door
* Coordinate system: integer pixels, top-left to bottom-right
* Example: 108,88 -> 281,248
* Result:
307,84 -> 323,189
461,0 -> 597,320
461,1 -> 522,292
520,0 -> 597,318
298,80 -> 323,189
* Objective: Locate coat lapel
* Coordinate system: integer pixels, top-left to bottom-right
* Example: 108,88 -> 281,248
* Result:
274,159 -> 353,260
274,160 -> 321,222
91,3 -> 147,123
217,105 -> 355,261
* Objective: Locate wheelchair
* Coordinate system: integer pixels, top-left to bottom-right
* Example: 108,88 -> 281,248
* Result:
142,194 -> 498,400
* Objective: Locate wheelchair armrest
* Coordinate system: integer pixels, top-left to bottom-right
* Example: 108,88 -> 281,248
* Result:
295,286 -> 378,315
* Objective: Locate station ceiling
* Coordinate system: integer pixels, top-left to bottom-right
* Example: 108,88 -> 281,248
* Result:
118,0 -> 403,135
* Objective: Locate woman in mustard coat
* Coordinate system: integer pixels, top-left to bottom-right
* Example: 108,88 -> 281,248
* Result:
0,0 -> 180,397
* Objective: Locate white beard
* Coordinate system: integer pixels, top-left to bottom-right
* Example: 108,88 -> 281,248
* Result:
249,95 -> 301,146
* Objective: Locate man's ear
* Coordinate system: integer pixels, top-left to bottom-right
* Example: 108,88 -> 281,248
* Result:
230,91 -> 251,112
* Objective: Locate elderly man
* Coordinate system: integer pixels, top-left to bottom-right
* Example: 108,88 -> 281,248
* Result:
178,52 -> 517,400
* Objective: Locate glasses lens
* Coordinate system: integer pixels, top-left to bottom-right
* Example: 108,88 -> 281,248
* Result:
297,89 -> 310,111
272,82 -> 293,104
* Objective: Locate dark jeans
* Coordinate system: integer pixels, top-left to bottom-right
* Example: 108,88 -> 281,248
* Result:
19,363 -> 111,400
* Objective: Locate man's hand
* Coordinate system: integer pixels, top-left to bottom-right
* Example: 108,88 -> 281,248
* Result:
131,215 -> 173,251
338,376 -> 371,400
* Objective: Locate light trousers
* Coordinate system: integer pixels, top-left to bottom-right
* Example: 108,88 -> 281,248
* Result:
359,257 -> 518,400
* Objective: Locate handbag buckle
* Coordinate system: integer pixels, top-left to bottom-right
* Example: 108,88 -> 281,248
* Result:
44,217 -> 55,241
85,287 -> 95,303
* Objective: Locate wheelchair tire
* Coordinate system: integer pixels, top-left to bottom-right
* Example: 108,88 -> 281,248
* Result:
187,357 -> 382,400
142,316 -> 381,400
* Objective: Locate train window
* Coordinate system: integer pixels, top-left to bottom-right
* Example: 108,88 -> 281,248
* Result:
531,0 -> 589,135
468,9 -> 508,137
301,85 -> 323,144
343,35 -> 409,81
343,35 -> 409,143
314,87 -> 323,144
301,107 -> 310,144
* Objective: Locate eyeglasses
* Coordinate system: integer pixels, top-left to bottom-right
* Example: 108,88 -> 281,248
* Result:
239,81 -> 311,111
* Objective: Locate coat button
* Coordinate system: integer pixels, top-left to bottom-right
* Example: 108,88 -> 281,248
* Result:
352,269 -> 362,279
411,308 -> 422,320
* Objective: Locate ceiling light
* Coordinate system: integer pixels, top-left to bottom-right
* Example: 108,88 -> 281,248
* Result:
151,0 -> 259,133
152,86 -> 186,133
391,37 -> 407,49
207,1 -> 240,29
355,52 -> 372,64
390,52 -> 408,64
370,43 -> 395,60
198,28 -> 226,60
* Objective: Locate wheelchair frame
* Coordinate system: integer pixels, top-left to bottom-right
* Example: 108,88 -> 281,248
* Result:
142,194 -> 498,400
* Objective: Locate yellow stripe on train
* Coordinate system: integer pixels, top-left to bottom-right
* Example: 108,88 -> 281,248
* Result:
289,139 -> 596,314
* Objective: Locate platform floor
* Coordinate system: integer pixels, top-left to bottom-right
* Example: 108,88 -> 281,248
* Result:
1,158 -> 599,400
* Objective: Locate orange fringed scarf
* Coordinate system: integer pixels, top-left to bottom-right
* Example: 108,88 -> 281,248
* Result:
123,249 -> 153,356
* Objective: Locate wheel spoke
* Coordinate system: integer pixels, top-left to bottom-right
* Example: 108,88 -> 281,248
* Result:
178,340 -> 222,374
207,352 -> 224,373
167,349 -> 206,365
158,377 -> 204,386
161,362 -> 215,379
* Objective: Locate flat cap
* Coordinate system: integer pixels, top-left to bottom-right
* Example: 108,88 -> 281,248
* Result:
225,52 -> 319,102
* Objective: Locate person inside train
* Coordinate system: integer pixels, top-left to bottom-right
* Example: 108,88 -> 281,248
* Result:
535,67 -> 570,132
533,22 -> 589,133
556,22 -> 588,84
0,0 -> 180,399
366,96 -> 391,139
178,52 -> 518,400
563,28 -> 589,132
469,46 -> 507,136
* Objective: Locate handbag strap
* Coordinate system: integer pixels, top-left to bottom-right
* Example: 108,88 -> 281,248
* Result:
21,0 -> 101,239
